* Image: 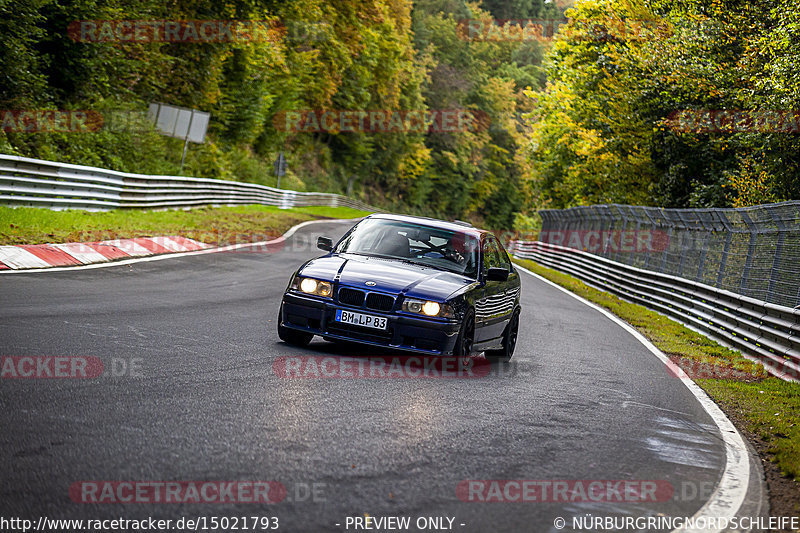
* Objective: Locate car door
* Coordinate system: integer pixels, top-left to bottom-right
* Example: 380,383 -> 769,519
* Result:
497,239 -> 520,320
474,236 -> 514,343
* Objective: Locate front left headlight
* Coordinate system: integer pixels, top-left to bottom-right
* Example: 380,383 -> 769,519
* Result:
402,298 -> 453,318
291,276 -> 333,297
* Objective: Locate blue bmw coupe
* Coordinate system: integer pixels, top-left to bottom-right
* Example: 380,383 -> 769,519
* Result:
278,214 -> 521,360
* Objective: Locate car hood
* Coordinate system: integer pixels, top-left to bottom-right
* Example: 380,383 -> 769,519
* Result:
299,254 -> 475,301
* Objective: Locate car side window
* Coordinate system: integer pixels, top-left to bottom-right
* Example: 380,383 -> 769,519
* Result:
482,238 -> 503,275
497,241 -> 512,271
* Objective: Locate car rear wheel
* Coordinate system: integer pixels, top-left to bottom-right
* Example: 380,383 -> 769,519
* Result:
453,309 -> 475,357
277,306 -> 313,346
486,309 -> 519,362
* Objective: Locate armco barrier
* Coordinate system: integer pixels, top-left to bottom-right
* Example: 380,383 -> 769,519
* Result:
0,154 -> 376,211
509,240 -> 800,382
538,202 -> 800,309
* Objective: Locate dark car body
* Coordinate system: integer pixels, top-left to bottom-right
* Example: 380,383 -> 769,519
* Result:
277,214 -> 521,358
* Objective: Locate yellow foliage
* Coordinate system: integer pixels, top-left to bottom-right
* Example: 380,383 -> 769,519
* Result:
725,156 -> 779,208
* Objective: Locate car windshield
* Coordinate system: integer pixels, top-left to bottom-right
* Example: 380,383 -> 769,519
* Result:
335,218 -> 479,278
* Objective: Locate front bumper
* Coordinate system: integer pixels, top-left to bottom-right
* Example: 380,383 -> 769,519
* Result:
279,292 -> 461,355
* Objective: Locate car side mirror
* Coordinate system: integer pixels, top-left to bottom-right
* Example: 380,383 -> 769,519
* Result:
317,236 -> 333,251
486,267 -> 509,282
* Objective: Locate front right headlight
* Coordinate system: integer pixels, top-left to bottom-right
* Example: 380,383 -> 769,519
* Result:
402,298 -> 453,317
291,276 -> 333,297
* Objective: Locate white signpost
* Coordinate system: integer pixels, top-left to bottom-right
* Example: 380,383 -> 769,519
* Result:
148,103 -> 210,173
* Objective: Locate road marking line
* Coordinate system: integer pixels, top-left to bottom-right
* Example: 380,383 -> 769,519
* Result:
514,262 -> 751,533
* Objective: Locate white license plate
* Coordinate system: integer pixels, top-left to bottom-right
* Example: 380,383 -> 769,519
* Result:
335,309 -> 388,330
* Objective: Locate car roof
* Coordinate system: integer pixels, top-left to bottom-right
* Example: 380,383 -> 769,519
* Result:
365,213 -> 487,237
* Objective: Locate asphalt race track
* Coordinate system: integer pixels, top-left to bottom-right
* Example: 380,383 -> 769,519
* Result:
0,220 -> 763,532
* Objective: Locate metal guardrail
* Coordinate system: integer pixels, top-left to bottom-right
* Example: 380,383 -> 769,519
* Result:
538,202 -> 800,309
509,240 -> 800,381
0,154 -> 376,212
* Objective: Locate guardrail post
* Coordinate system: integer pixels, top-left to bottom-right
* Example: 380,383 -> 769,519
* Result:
660,208 -> 673,274
590,205 -> 602,249
623,205 -> 637,266
611,205 -> 625,264
600,205 -> 611,257
695,210 -> 713,282
675,210 -> 690,278
563,209 -> 573,243
716,212 -> 733,288
538,211 -> 548,241
766,205 -> 786,306
641,207 -> 658,270
550,210 -> 561,244
578,207 -> 589,250
739,211 -> 758,298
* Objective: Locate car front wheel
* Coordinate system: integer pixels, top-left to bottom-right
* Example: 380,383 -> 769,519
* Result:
453,309 -> 475,357
485,309 -> 519,362
277,306 -> 313,346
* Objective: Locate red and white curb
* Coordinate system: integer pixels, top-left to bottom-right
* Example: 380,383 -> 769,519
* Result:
0,236 -> 210,270
0,218 -> 359,273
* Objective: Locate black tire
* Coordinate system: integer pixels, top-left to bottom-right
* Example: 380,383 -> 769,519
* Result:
453,309 -> 475,357
277,306 -> 313,346
485,309 -> 519,362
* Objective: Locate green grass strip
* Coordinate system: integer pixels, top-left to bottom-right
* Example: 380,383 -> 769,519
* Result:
0,205 -> 372,246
